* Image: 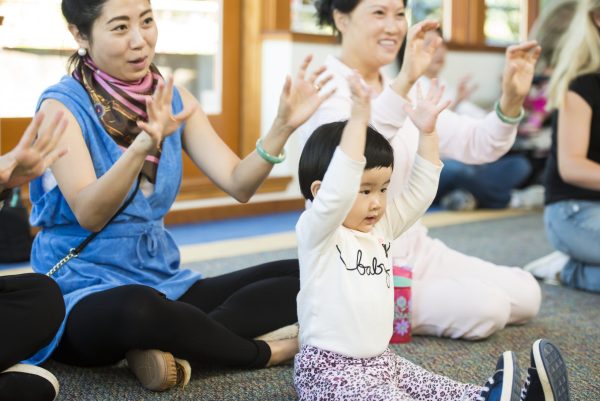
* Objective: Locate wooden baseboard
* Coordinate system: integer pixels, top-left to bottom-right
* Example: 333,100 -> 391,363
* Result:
176,176 -> 292,201
164,197 -> 305,225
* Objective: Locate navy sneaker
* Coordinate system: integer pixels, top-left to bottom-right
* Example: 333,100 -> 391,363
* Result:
477,351 -> 521,401
520,339 -> 570,401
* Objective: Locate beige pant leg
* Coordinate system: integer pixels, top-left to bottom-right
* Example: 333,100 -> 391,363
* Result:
392,222 -> 541,340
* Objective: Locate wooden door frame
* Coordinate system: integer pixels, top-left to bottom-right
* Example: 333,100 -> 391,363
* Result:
178,0 -> 292,200
178,0 -> 241,197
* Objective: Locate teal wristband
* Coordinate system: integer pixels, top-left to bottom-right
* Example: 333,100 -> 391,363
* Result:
494,100 -> 525,125
256,138 -> 286,164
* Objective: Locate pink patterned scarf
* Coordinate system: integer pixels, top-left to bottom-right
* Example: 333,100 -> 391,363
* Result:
73,56 -> 163,183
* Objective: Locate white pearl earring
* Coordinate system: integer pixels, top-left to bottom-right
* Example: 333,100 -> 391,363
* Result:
77,47 -> 87,57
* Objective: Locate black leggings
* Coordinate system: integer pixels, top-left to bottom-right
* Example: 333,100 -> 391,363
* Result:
53,259 -> 300,369
0,274 -> 65,371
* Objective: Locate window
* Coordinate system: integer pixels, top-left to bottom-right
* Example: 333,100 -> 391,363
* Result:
484,0 -> 521,45
153,0 -> 223,114
290,0 -> 333,35
0,0 -> 242,200
0,0 -> 223,116
409,0 -> 443,25
409,0 -> 539,50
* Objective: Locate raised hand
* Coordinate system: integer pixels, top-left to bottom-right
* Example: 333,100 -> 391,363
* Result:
451,75 -> 479,110
136,76 -> 196,153
348,71 -> 372,124
398,20 -> 442,87
0,111 -> 68,188
275,55 -> 335,131
403,79 -> 451,135
501,41 -> 542,105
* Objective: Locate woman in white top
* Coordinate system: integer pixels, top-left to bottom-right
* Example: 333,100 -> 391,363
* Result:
296,0 -> 543,340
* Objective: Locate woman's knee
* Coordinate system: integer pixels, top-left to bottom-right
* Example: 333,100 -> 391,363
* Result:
508,271 -> 541,324
261,259 -> 299,278
82,284 -> 167,328
458,289 -> 511,339
545,201 -> 600,263
413,279 -> 511,340
21,274 -> 65,335
120,285 -> 168,323
512,155 -> 533,182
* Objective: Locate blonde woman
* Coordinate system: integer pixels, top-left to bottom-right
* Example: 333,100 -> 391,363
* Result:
525,0 -> 600,293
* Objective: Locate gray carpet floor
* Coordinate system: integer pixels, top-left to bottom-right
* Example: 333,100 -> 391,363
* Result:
45,212 -> 599,400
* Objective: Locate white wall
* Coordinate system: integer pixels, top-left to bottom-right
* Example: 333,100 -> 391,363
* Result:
442,51 -> 505,108
260,40 -> 507,199
0,49 -> 69,117
260,40 -> 340,198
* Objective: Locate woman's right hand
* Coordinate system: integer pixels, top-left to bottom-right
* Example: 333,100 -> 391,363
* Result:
135,76 -> 196,154
394,20 -> 441,96
273,55 -> 335,133
0,111 -> 68,188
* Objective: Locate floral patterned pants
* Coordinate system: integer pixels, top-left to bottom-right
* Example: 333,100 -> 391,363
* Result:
294,345 -> 482,401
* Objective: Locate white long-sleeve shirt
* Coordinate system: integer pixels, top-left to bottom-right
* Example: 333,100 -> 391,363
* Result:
296,55 -> 519,251
296,148 -> 440,358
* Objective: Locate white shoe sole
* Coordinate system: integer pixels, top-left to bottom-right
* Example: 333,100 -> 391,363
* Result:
2,364 -> 59,400
499,351 -> 520,401
532,339 -> 570,401
175,358 -> 192,387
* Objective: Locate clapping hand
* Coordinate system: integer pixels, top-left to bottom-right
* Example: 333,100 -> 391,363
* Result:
501,41 -> 542,104
0,111 -> 68,188
451,75 -> 479,110
348,71 -> 372,124
398,20 -> 442,86
136,76 -> 196,153
275,55 -> 335,132
403,79 -> 451,135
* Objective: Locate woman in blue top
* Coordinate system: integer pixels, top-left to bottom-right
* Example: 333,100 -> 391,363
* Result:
28,0 -> 332,391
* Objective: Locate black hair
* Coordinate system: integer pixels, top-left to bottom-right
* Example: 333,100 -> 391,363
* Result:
316,0 -> 408,56
315,0 -> 408,31
315,0 -> 361,30
61,0 -> 109,70
299,121 -> 394,201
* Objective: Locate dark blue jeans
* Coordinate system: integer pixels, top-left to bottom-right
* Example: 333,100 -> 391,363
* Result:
435,154 -> 532,209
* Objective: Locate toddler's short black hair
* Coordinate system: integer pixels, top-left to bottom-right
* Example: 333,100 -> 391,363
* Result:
299,121 -> 394,201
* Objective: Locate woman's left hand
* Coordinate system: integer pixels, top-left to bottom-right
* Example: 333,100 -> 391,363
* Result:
403,79 -> 451,135
274,55 -> 335,132
136,76 -> 196,153
500,41 -> 541,109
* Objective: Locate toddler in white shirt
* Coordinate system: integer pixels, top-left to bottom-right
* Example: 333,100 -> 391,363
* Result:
293,72 -> 570,401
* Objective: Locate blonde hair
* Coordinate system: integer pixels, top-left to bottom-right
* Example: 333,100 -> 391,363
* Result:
529,0 -> 577,74
547,0 -> 600,109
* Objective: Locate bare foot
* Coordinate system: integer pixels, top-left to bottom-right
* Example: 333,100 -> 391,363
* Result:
266,337 -> 299,367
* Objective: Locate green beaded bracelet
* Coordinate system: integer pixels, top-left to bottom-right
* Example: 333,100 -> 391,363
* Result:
256,138 -> 286,164
494,100 -> 525,125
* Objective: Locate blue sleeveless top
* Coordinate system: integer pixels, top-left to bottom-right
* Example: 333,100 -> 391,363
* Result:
26,76 -> 201,364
